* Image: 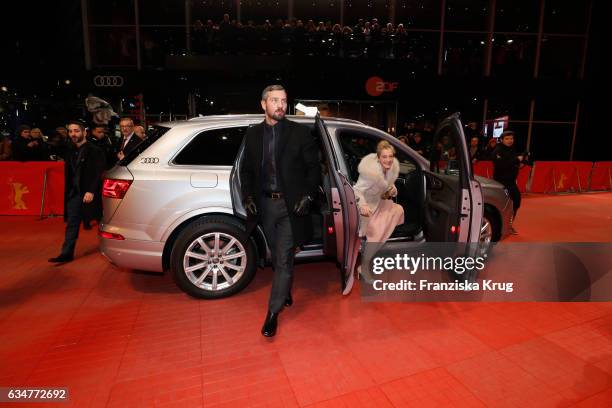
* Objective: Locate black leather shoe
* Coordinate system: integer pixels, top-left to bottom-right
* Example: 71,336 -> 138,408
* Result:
261,311 -> 278,337
48,255 -> 74,263
284,292 -> 293,307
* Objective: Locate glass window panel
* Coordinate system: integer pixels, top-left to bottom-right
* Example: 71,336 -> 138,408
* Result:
140,0 -> 185,25
539,37 -> 584,80
191,0 -> 235,24
534,96 -> 577,122
443,34 -> 486,77
544,0 -> 589,34
529,124 -> 574,161
491,34 -> 536,78
486,96 -> 530,122
174,126 -> 247,165
338,102 -> 362,121
91,28 -> 137,67
445,0 -> 490,31
241,0 -> 288,25
88,0 -> 135,25
494,0 -> 539,32
345,0 -> 392,27
294,1 -> 340,23
395,31 -> 438,74
141,28 -> 187,67
396,0 -> 441,29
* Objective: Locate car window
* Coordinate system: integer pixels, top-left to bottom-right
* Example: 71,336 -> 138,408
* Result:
174,126 -> 247,166
336,129 -> 417,183
430,126 -> 461,175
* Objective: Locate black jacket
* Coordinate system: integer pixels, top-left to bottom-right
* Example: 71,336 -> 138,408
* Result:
88,135 -> 117,170
11,137 -> 47,161
492,144 -> 520,186
64,142 -> 105,222
116,133 -> 142,158
240,119 -> 320,246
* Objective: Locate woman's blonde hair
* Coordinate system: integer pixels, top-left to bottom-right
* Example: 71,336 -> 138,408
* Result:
376,140 -> 395,157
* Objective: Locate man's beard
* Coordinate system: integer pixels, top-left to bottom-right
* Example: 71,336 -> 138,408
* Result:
71,135 -> 85,144
270,110 -> 285,121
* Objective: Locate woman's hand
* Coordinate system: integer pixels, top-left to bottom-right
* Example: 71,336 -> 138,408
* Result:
388,185 -> 398,198
359,205 -> 372,217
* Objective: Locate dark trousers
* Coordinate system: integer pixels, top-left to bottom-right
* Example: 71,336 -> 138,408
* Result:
60,194 -> 82,257
506,183 -> 521,218
261,196 -> 295,313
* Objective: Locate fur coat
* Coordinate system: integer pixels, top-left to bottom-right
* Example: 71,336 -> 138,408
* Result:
353,153 -> 400,237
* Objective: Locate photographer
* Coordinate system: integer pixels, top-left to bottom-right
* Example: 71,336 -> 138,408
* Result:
493,130 -> 525,234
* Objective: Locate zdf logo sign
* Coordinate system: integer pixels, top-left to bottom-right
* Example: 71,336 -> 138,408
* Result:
366,76 -> 399,97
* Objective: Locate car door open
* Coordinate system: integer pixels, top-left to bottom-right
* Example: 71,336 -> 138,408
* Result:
424,113 -> 483,247
315,115 -> 360,295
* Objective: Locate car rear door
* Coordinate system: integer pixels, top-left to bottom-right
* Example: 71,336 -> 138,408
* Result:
316,115 -> 360,295
424,113 -> 483,246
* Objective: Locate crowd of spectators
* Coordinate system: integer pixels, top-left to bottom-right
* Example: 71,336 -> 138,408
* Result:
0,120 -> 147,163
396,120 -> 503,163
187,14 -> 434,61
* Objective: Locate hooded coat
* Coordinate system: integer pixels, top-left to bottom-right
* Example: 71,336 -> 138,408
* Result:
353,152 -> 400,237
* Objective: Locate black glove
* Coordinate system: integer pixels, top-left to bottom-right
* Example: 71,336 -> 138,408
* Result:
293,195 -> 313,216
244,196 -> 257,216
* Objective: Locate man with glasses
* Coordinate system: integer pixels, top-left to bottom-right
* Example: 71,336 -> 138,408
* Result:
116,117 -> 141,161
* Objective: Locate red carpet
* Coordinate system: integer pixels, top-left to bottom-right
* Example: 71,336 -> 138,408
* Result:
1,193 -> 611,407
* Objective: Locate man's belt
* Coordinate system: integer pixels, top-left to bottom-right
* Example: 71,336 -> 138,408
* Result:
263,191 -> 283,199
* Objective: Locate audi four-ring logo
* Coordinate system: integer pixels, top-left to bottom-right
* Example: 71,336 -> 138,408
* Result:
93,75 -> 124,87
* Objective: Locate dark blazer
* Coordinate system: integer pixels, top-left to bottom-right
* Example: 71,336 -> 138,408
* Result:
64,142 -> 105,222
88,135 -> 117,170
240,119 -> 320,247
116,133 -> 142,158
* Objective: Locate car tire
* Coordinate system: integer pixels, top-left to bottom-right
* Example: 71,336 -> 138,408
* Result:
170,216 -> 256,299
478,207 -> 500,259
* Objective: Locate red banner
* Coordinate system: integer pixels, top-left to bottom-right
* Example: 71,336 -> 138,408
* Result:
0,162 -> 64,215
589,161 -> 612,191
529,161 -> 593,193
517,165 -> 532,193
472,161 -> 493,178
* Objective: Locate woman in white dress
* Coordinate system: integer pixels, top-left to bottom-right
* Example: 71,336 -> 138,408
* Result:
353,140 -> 404,243
353,140 -> 405,281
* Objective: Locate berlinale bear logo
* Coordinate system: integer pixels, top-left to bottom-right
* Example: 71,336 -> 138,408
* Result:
10,182 -> 30,209
366,76 -> 399,97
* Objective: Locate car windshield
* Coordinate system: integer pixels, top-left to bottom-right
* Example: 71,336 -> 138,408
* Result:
118,125 -> 170,166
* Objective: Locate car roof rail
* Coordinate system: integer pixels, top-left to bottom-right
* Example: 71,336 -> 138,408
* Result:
186,114 -> 363,125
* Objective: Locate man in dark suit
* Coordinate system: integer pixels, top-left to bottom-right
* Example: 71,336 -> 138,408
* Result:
49,120 -> 105,263
116,117 -> 141,161
240,85 -> 320,337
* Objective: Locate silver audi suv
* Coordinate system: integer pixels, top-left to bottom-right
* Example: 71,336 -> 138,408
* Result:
99,114 -> 512,298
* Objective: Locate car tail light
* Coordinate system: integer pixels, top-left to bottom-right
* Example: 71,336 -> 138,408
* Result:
99,231 -> 125,240
451,225 -> 460,234
327,226 -> 334,234
103,179 -> 132,199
